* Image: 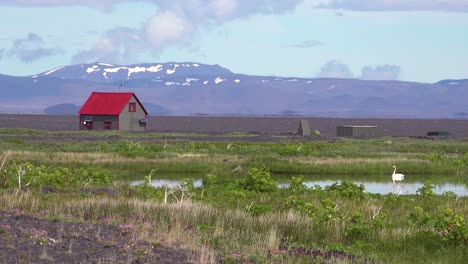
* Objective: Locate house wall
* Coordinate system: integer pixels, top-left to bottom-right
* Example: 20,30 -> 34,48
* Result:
118,95 -> 147,131
79,115 -> 119,130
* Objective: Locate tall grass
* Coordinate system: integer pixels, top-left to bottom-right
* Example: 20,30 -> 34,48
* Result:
1,188 -> 466,263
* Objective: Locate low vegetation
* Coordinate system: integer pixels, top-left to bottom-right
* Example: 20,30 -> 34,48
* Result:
0,128 -> 467,263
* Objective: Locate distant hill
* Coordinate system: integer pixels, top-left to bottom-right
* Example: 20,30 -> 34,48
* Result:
44,104 -> 80,115
0,62 -> 467,118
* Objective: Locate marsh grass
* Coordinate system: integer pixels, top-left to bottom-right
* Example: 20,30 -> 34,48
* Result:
1,131 -> 468,262
1,189 -> 466,263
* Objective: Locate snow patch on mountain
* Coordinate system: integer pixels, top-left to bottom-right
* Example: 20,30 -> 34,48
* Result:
86,66 -> 99,74
215,77 -> 224,84
98,63 -> 114,67
147,65 -> 163,73
45,66 -> 64,75
104,67 -> 124,73
127,66 -> 146,77
166,64 -> 179,75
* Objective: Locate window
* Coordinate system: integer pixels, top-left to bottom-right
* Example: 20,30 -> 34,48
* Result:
129,102 -> 136,112
139,118 -> 147,127
104,121 -> 112,130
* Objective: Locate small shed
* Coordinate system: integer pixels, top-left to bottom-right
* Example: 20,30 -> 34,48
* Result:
337,126 -> 382,138
78,92 -> 148,131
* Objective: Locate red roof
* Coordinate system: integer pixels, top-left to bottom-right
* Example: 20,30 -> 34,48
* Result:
78,92 -> 148,115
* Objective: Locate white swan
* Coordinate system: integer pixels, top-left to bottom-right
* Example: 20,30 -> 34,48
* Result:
392,165 -> 405,183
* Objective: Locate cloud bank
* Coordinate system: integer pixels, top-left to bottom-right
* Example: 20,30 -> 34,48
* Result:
319,0 -> 468,12
3,0 -> 468,12
5,33 -> 60,63
68,0 -> 305,64
2,0 -> 465,66
316,60 -> 401,80
317,60 -> 354,78
361,65 -> 400,81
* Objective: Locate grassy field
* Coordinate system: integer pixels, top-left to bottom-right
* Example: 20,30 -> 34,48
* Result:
1,128 -> 467,263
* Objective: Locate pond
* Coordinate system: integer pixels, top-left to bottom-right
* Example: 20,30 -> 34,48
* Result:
122,176 -> 468,197
279,180 -> 468,196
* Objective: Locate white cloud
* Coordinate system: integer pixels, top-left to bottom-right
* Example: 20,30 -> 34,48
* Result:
212,0 -> 238,18
319,0 -> 468,12
317,60 -> 354,78
145,11 -> 191,49
316,60 -> 401,80
0,0 -> 138,11
7,33 -> 61,62
2,0 -> 467,12
72,27 -> 144,64
67,0 -> 305,64
360,65 -> 400,80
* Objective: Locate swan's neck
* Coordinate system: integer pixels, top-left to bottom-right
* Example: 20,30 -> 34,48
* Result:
392,167 -> 396,175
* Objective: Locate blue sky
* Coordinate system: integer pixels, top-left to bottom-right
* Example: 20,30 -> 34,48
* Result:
0,0 -> 467,83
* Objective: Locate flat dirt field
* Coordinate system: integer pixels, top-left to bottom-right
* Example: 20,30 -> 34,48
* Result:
1,114 -> 468,138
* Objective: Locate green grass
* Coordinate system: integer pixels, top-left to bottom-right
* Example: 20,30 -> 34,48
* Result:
1,129 -> 468,263
0,183 -> 466,263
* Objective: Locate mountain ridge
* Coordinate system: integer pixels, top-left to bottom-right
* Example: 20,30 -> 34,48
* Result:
1,62 -> 467,118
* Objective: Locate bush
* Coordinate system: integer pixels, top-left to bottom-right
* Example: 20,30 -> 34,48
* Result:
324,181 -> 367,199
416,182 -> 435,198
241,168 -> 278,193
289,176 -> 307,195
434,207 -> 468,242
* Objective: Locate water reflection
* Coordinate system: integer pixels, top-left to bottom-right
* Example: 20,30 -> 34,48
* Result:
131,179 -> 203,188
129,179 -> 468,197
279,180 -> 468,196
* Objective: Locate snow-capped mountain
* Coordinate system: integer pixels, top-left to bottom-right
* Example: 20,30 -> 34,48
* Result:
1,62 -> 468,118
34,62 -> 234,82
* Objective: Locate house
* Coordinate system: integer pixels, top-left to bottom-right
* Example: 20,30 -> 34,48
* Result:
78,92 -> 148,131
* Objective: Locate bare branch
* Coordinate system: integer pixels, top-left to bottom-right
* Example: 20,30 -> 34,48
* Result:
0,151 -> 9,172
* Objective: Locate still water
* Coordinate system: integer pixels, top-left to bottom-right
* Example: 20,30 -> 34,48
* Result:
128,178 -> 468,197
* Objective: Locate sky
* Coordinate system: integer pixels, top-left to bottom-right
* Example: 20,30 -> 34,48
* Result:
0,0 -> 467,83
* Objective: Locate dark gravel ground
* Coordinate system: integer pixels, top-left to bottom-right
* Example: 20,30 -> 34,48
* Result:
0,209 -> 193,264
1,114 -> 468,138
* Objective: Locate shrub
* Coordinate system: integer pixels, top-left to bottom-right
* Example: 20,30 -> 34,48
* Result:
434,207 -> 468,242
324,181 -> 367,199
288,176 -> 307,195
203,173 -> 217,188
241,168 -> 278,193
408,206 -> 432,228
246,204 -> 272,216
416,182 -> 435,198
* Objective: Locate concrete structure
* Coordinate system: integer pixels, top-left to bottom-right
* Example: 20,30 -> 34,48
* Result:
297,119 -> 311,136
336,126 -> 382,138
78,92 -> 148,131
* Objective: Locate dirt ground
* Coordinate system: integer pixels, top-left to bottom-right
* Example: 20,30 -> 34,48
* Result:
0,209 -> 193,264
1,114 -> 468,138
